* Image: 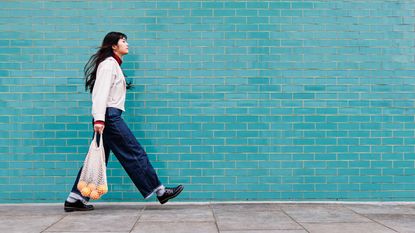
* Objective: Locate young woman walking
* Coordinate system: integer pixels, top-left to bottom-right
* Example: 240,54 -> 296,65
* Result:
64,32 -> 183,212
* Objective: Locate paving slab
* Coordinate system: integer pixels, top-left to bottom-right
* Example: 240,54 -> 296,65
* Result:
212,203 -> 303,231
364,214 -> 415,233
214,210 -> 303,231
80,203 -> 145,215
211,203 -> 281,213
346,203 -> 415,215
0,215 -> 64,233
139,204 -> 215,222
131,221 -> 218,233
280,204 -> 372,223
44,213 -> 139,232
301,222 -> 397,233
0,204 -> 65,216
220,231 -> 307,233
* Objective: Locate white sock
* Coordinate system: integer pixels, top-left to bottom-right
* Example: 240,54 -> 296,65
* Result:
156,185 -> 166,196
66,196 -> 77,203
67,192 -> 88,204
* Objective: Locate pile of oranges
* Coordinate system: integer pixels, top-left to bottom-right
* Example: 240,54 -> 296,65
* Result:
77,181 -> 108,200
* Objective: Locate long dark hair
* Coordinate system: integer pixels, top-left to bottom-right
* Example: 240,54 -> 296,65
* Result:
84,31 -> 132,93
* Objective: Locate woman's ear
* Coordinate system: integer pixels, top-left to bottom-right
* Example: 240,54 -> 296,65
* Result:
112,44 -> 118,50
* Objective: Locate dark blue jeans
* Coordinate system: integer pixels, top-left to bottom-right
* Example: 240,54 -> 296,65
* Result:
70,107 -> 162,200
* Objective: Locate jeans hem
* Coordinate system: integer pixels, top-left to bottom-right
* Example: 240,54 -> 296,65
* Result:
144,184 -> 165,200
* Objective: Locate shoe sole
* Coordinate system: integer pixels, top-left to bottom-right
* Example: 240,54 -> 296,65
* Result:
64,207 -> 94,212
159,185 -> 184,204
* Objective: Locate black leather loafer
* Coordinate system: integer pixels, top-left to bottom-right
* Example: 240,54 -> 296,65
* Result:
64,200 -> 94,212
157,185 -> 184,204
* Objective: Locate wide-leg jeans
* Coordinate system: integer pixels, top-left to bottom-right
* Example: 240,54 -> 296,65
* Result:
70,107 -> 162,200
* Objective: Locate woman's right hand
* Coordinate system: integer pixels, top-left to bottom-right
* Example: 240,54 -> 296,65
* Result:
94,123 -> 105,134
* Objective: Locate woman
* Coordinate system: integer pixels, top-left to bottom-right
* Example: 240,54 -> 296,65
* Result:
64,32 -> 183,212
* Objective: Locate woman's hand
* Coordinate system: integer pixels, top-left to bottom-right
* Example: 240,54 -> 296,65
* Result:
94,123 -> 105,134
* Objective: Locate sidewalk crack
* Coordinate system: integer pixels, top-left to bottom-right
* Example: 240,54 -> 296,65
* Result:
129,205 -> 146,233
279,206 -> 311,233
40,214 -> 67,233
343,204 -> 399,233
209,203 -> 221,233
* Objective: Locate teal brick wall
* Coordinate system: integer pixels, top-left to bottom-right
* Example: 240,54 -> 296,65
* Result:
0,0 -> 415,203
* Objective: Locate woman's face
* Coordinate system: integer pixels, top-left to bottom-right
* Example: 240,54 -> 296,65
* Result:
112,37 -> 129,56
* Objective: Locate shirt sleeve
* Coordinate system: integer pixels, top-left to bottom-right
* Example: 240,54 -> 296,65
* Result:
91,60 -> 115,121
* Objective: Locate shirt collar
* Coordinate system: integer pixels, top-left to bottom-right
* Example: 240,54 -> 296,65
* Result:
112,54 -> 122,66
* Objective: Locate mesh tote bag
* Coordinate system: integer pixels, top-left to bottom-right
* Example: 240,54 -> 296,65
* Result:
77,133 -> 108,200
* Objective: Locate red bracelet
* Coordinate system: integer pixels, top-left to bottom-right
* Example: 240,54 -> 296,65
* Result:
94,121 -> 105,125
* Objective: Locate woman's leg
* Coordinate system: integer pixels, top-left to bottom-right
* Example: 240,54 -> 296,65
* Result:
104,111 -> 163,199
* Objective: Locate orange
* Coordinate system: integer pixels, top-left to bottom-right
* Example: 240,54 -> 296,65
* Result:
80,187 -> 91,197
77,181 -> 87,191
90,190 -> 100,200
87,183 -> 96,191
97,185 -> 108,195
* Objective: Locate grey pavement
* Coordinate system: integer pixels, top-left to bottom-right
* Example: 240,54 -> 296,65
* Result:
1,202 -> 415,233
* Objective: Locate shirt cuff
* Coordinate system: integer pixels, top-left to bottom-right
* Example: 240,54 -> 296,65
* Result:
93,113 -> 106,122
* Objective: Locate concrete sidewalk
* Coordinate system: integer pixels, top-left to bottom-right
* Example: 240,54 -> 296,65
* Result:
1,202 -> 415,233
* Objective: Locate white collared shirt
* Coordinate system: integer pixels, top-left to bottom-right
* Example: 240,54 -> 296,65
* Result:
91,56 -> 126,121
